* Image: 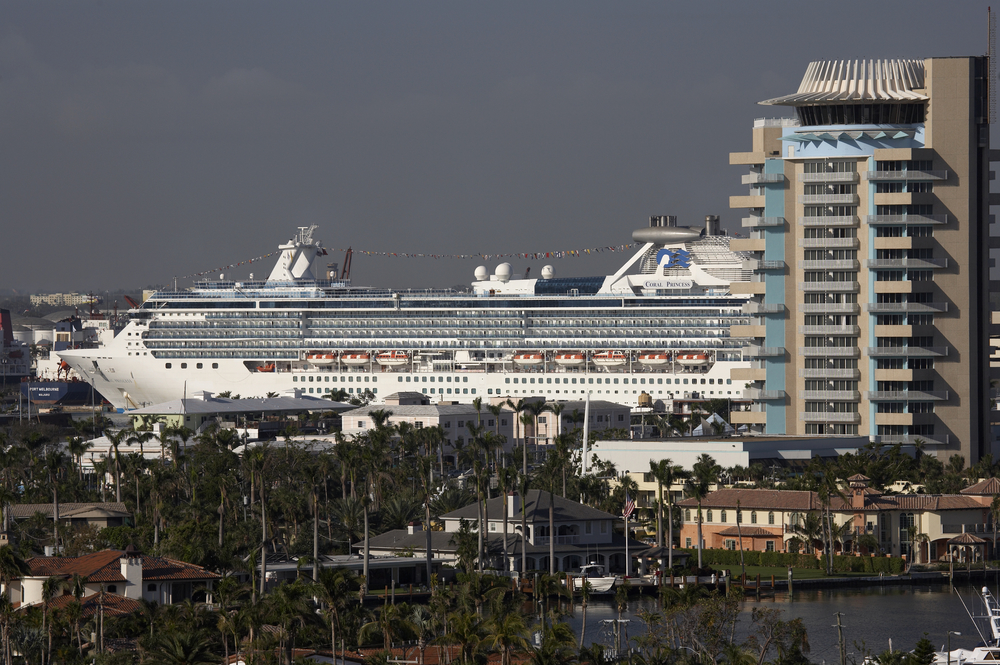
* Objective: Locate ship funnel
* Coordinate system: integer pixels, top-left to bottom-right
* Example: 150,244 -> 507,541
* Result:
705,215 -> 721,236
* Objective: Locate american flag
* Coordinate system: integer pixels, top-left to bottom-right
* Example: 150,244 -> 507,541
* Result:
622,491 -> 635,519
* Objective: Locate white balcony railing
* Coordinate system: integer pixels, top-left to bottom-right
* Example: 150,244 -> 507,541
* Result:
866,258 -> 948,269
863,170 -> 948,181
799,216 -> 859,227
799,172 -> 860,183
866,214 -> 949,225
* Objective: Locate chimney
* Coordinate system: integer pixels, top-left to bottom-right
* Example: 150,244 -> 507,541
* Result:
407,521 -> 422,535
120,545 -> 143,600
509,493 -> 520,519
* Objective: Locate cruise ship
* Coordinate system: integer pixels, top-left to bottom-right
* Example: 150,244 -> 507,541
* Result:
58,219 -> 753,411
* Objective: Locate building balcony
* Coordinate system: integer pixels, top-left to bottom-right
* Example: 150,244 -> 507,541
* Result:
799,216 -> 859,227
799,281 -> 860,292
744,389 -> 787,400
863,170 -> 948,181
730,281 -> 766,295
730,238 -> 766,252
535,535 -> 580,545
873,369 -> 913,382
742,345 -> 785,358
798,237 -> 860,249
873,237 -> 914,250
865,302 -> 949,313
873,413 -> 913,426
799,368 -> 861,379
742,173 -> 786,185
799,390 -> 861,400
866,346 -> 950,357
866,258 -> 948,269
800,303 -> 859,314
742,302 -> 786,315
798,325 -> 860,336
743,259 -> 786,271
730,410 -> 767,425
730,195 -> 766,209
878,434 -> 950,446
865,390 -> 949,401
798,194 -> 860,205
799,259 -> 860,270
799,412 -> 861,423
742,216 -> 786,228
731,366 -> 767,381
731,324 -> 766,339
873,325 -> 912,338
799,347 -> 860,358
799,172 -> 859,183
865,214 -> 949,225
873,281 -> 914,294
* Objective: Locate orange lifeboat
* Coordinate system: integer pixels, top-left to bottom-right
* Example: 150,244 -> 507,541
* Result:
512,353 -> 544,366
376,350 -> 409,368
341,352 -> 371,366
676,353 -> 709,366
593,350 -> 627,367
637,352 -> 670,367
255,363 -> 276,373
553,352 -> 585,367
306,352 -> 337,366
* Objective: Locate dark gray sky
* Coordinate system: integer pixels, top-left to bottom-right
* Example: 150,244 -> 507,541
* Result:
2,1 -> 993,293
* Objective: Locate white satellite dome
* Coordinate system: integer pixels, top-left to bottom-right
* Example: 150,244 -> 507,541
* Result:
540,265 -> 555,279
495,263 -> 512,282
474,266 -> 488,281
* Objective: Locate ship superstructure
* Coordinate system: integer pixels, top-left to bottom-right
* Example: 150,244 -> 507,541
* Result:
59,222 -> 754,410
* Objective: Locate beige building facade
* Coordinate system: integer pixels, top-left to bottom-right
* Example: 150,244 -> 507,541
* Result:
730,57 -> 997,463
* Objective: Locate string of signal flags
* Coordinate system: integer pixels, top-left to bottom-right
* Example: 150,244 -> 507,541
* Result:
179,241 -> 641,280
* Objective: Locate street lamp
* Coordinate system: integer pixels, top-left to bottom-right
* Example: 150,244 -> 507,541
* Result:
947,631 -> 961,665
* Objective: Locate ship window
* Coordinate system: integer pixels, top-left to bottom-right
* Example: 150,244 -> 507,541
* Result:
430,388 -> 435,394
588,378 -> 593,384
709,379 -> 714,384
372,377 -> 377,382
364,377 -> 369,382
463,389 -> 468,394
471,389 -> 476,394
181,363 -> 187,369
683,379 -> 689,384
422,377 -> 427,382
422,388 -> 427,394
399,377 -> 403,382
309,376 -> 314,382
325,377 -> 330,382
463,377 -> 468,382
488,389 -> 493,394
613,379 -> 618,384
430,377 -> 434,382
196,363 -> 203,369
727,380 -> 732,384
701,379 -> 706,385
530,378 -> 535,384
505,378 -> 510,384
309,387 -> 313,393
165,363 -> 172,369
213,363 -> 218,369
293,376 -> 298,382
446,376 -> 452,382
546,378 -> 552,384
406,377 -> 411,382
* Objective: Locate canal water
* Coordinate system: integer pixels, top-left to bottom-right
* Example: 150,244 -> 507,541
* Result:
564,582 -> 995,663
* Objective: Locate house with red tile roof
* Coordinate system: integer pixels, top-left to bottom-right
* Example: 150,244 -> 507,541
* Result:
8,545 -> 219,609
677,475 -> 992,562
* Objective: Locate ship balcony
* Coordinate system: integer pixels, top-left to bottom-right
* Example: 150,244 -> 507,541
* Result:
863,170 -> 948,181
744,389 -> 787,400
798,237 -> 860,249
866,346 -> 950,357
798,194 -> 860,205
741,216 -> 786,228
741,173 -> 786,185
798,281 -> 860,293
742,345 -> 785,358
878,434 -> 950,446
865,214 -> 949,225
865,390 -> 949,401
799,412 -> 861,423
865,302 -> 949,313
799,303 -> 859,314
742,302 -> 786,315
799,259 -> 860,270
743,259 -> 786,271
799,390 -> 860,400
798,347 -> 860,358
798,368 -> 861,379
798,172 -> 859,183
799,216 -> 859,227
866,258 -> 948,269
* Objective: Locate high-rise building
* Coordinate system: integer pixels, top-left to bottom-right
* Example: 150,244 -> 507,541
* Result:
729,57 -> 995,464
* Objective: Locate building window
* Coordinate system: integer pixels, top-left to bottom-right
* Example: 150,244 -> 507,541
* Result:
686,538 -> 692,548
358,421 -> 365,428
586,521 -> 592,534
107,585 -> 117,593
725,539 -> 736,551
706,510 -> 713,523
766,541 -> 775,552
751,511 -> 757,525
601,521 -> 607,533
736,511 -> 742,524
768,512 -> 775,525
685,509 -> 691,522
720,510 -> 727,522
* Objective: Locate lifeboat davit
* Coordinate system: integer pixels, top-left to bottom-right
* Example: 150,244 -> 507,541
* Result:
307,353 -> 337,365
376,351 -> 409,368
637,352 -> 670,367
513,353 -> 544,366
554,353 -> 585,367
593,350 -> 627,367
255,363 -> 276,373
676,353 -> 709,367
341,352 -> 371,366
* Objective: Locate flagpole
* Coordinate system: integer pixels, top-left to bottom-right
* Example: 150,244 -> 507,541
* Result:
625,510 -> 630,578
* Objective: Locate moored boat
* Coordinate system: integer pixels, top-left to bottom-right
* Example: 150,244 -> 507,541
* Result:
676,353 -> 709,366
593,350 -> 627,367
637,352 -> 670,367
513,353 -> 544,366
306,352 -> 337,365
341,352 -> 371,366
376,351 -> 409,368
553,352 -> 585,367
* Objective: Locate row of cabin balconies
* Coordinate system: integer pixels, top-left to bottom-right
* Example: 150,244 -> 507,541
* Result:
739,214 -> 949,230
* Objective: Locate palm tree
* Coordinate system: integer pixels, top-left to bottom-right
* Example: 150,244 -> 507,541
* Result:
43,450 -> 65,550
649,458 -> 687,570
66,436 -> 92,481
105,427 -> 133,502
578,580 -> 592,648
445,610 -> 484,665
361,411 -> 395,593
144,632 -> 219,665
314,567 -> 358,662
485,609 -> 530,665
687,455 -> 720,569
39,575 -> 64,665
506,398 -> 529,474
360,601 -> 416,652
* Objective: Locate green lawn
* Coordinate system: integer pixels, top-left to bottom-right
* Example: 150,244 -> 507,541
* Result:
724,565 -> 884,580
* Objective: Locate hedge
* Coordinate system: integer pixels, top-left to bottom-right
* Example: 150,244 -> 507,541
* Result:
679,548 -> 906,575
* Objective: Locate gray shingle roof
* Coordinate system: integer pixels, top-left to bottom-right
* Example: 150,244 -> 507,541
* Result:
443,489 -> 615,523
